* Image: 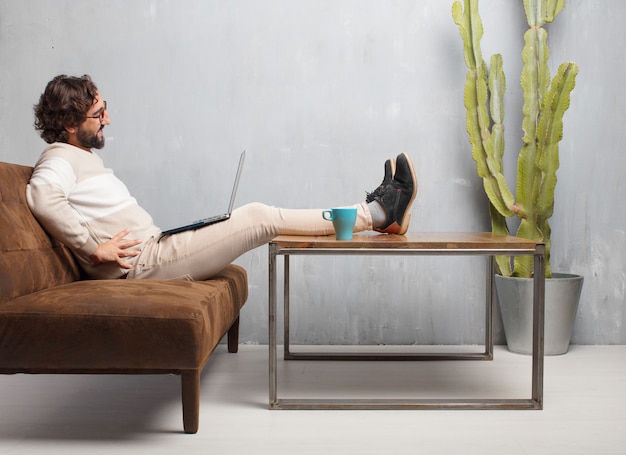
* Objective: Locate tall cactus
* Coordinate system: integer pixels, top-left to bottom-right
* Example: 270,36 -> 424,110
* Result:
452,0 -> 578,278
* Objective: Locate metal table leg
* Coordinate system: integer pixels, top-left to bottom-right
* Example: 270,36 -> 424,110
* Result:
268,243 -> 278,408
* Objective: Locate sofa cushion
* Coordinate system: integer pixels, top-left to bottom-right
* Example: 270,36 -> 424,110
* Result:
0,265 -> 247,371
0,162 -> 81,304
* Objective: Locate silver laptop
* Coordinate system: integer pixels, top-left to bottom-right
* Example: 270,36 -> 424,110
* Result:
159,150 -> 246,238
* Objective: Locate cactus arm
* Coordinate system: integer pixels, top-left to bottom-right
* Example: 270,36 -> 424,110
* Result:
545,0 -> 566,23
516,26 -> 551,222
488,54 -> 505,169
524,0 -> 538,26
452,0 -> 482,69
514,12 -> 552,278
453,0 -> 515,219
487,55 -> 512,276
486,54 -> 516,215
536,62 -> 579,219
465,62 -> 491,176
519,1 -> 569,208
514,61 -> 577,278
453,0 -> 491,180
534,61 -> 579,277
524,0 -> 566,26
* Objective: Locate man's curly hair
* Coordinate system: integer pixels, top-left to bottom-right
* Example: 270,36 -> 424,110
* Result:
34,74 -> 99,144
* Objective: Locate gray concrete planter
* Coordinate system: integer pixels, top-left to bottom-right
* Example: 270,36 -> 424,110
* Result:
495,273 -> 584,355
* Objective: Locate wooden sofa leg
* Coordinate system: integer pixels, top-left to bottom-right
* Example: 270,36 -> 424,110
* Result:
228,316 -> 240,353
181,370 -> 200,434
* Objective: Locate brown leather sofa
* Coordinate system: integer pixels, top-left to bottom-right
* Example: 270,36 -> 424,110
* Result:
0,161 -> 248,434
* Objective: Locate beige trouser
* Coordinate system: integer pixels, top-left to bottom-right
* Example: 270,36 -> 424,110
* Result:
127,202 -> 373,281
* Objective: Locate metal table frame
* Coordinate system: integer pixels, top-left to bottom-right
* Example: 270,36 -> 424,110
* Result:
268,233 -> 545,410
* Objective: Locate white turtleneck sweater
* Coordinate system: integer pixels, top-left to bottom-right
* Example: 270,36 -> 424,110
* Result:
26,142 -> 161,279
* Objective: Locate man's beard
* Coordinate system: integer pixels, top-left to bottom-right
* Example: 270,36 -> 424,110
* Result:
77,126 -> 105,150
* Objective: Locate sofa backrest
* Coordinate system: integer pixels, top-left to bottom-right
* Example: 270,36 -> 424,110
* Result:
0,162 -> 81,304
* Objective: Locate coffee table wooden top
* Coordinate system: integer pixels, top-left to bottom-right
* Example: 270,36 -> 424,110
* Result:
270,232 -> 541,251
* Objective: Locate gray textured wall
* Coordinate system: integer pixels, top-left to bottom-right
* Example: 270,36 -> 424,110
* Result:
1,0 -> 624,345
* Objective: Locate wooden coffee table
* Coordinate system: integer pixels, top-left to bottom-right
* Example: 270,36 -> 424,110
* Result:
268,233 -> 545,410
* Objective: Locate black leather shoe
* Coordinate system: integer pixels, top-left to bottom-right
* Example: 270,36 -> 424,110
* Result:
372,153 -> 417,235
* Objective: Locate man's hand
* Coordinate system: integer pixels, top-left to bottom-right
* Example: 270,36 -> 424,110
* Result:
90,228 -> 142,269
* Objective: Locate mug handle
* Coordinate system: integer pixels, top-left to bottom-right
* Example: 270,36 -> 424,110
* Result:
322,210 -> 334,221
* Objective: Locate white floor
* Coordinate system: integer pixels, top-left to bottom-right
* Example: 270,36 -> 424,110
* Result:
0,345 -> 624,455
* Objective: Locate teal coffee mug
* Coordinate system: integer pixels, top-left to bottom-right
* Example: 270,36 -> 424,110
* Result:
322,207 -> 357,240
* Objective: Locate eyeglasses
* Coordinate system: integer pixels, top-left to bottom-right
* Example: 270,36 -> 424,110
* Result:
85,101 -> 107,121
